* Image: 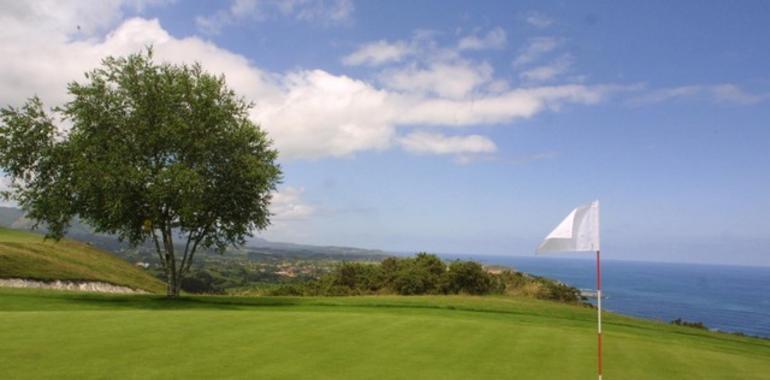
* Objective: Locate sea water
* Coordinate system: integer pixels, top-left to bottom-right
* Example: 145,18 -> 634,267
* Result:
440,254 -> 770,338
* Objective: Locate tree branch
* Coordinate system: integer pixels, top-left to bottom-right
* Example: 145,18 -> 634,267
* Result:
178,229 -> 195,275
181,225 -> 209,276
151,228 -> 166,271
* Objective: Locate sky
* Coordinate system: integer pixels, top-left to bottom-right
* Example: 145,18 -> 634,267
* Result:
1,0 -> 769,266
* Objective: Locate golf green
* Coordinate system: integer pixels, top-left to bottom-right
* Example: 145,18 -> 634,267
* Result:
1,289 -> 768,379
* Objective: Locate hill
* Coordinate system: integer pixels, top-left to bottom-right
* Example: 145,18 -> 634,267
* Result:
0,289 -> 768,379
0,206 -> 388,260
0,228 -> 165,293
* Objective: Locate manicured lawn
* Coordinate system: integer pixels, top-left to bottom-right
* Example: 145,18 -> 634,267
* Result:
1,289 -> 768,379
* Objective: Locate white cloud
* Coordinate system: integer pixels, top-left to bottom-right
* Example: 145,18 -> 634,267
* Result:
525,12 -> 554,29
520,54 -> 573,82
436,150 -> 559,165
270,187 -> 315,221
394,84 -> 614,127
0,9 -> 622,161
512,37 -> 560,67
196,0 -> 353,34
0,0 -> 171,41
378,61 -> 493,98
486,79 -> 510,93
457,27 -> 507,51
253,70 -> 396,158
259,185 -> 317,242
399,132 -> 497,155
629,84 -> 765,106
710,84 -> 765,105
342,40 -> 412,66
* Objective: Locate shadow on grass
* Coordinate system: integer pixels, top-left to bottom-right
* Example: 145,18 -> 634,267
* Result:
19,292 -> 305,311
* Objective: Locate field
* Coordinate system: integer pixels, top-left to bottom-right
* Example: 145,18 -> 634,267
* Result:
0,228 -> 165,293
1,289 -> 768,379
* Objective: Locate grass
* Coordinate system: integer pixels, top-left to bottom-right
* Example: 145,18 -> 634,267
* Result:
0,227 -> 165,293
1,289 -> 768,379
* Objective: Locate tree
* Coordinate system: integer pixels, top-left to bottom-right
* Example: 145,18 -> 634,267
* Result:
0,50 -> 282,296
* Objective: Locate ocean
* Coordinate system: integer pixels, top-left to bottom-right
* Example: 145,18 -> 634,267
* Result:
439,254 -> 770,338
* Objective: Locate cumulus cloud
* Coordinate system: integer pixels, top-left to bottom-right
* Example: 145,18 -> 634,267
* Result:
196,0 -> 354,34
253,70 -> 396,158
0,0 -> 170,40
629,84 -> 766,106
342,40 -> 412,66
399,132 -> 497,155
0,6 -> 623,161
512,37 -> 561,68
457,27 -> 507,50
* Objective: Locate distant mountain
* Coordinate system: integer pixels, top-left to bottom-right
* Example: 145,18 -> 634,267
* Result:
246,237 -> 388,257
0,207 -> 388,260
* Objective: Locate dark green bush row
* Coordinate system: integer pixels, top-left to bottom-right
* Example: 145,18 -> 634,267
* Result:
268,253 -> 581,302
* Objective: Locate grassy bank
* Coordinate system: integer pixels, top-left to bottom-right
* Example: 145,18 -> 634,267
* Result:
1,289 -> 768,379
0,228 -> 165,293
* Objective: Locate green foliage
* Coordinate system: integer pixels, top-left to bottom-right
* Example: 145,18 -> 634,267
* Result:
180,270 -> 224,294
671,318 -> 708,330
445,261 -> 493,295
266,253 -> 581,302
0,49 -> 282,296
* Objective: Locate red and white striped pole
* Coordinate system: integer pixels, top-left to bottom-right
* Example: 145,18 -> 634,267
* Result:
597,249 -> 603,380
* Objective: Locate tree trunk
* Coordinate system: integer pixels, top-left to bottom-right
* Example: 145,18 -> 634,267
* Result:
162,228 -> 180,298
166,268 -> 179,297
165,252 -> 180,297
156,227 -> 202,298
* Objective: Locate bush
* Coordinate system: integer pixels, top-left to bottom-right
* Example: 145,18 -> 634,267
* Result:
392,266 -> 435,295
446,261 -> 494,295
264,252 -> 581,304
390,253 -> 446,295
180,270 -> 223,294
671,318 -> 707,330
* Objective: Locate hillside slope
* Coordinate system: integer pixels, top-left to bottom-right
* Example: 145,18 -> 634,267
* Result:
0,290 -> 768,379
0,228 -> 165,293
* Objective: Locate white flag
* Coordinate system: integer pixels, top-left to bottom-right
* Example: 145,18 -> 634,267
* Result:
537,201 -> 600,253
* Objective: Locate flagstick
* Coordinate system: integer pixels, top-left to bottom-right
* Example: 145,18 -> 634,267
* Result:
597,249 -> 603,380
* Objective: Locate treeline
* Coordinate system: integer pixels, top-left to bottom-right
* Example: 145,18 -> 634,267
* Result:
268,253 -> 581,302
175,261 -> 318,294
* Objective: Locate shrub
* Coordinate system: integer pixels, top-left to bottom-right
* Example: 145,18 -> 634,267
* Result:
446,261 -> 494,295
180,270 -> 223,294
671,318 -> 708,330
264,252 -> 581,304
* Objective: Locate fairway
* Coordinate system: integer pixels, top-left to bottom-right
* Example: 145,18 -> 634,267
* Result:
1,289 -> 768,379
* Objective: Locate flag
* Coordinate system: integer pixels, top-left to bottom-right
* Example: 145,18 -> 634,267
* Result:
537,200 -> 600,253
536,200 -> 604,380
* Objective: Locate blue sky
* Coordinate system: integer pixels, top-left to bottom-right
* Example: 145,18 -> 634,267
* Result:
1,1 -> 769,265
